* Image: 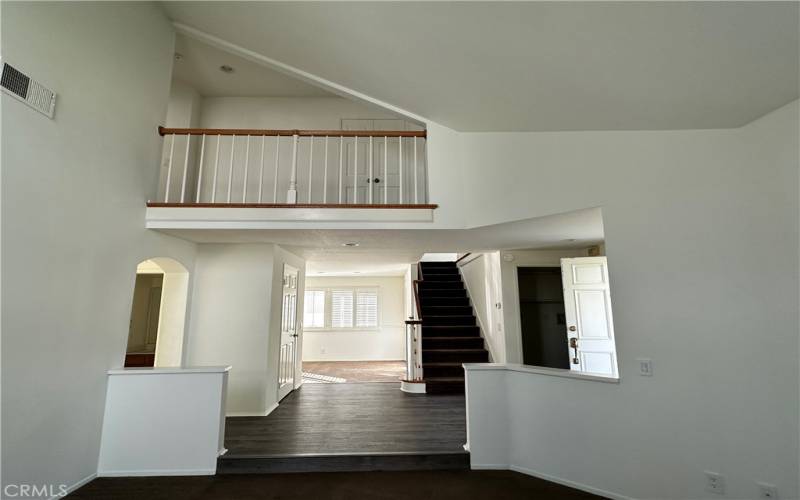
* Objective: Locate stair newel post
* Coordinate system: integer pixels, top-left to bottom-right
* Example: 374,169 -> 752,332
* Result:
287,132 -> 299,204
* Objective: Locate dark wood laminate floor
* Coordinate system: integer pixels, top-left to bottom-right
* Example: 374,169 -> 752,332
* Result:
225,383 -> 466,457
68,470 -> 605,499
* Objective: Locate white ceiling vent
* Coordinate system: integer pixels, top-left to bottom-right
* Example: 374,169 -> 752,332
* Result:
1,62 -> 56,118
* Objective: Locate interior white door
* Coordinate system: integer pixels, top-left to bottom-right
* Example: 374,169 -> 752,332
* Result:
341,119 -> 420,204
561,257 -> 618,377
277,264 -> 299,401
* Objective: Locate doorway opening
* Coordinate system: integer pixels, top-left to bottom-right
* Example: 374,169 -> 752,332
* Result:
123,258 -> 189,368
517,255 -> 618,378
299,265 -> 408,384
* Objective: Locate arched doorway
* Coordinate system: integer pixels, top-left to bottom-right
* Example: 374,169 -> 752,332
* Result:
124,258 -> 189,367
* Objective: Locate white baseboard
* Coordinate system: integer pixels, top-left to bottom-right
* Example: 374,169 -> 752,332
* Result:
226,401 -> 279,418
508,465 -> 635,500
50,472 -> 96,500
97,468 -> 215,477
470,463 -> 510,470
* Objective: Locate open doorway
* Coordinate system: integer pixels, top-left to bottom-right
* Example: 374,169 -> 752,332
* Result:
516,253 -> 618,378
123,258 -> 189,368
300,272 -> 407,384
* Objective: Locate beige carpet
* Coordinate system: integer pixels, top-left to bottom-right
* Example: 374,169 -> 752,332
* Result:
302,361 -> 405,383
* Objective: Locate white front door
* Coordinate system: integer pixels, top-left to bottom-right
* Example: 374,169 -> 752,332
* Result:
561,257 -> 618,377
277,264 -> 299,401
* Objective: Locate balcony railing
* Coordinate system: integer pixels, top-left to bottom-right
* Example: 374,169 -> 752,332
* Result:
153,127 -> 432,207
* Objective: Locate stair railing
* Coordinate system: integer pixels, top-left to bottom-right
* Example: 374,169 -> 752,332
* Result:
404,262 -> 424,381
154,127 -> 429,207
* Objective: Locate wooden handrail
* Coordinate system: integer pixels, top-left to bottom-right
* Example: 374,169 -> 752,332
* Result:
455,253 -> 472,265
158,126 -> 427,138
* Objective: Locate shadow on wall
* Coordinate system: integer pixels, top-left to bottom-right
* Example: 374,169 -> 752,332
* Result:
124,257 -> 190,368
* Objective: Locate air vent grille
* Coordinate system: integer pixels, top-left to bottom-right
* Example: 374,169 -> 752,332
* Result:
1,62 -> 56,118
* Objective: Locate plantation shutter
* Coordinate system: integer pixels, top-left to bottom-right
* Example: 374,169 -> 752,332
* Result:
331,290 -> 354,328
356,290 -> 378,328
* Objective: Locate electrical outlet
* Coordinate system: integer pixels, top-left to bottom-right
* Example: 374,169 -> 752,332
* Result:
757,482 -> 778,499
705,471 -> 725,495
320,347 -> 326,354
637,358 -> 653,376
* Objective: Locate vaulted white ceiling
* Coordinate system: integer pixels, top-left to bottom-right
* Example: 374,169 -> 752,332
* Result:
162,1 -> 799,132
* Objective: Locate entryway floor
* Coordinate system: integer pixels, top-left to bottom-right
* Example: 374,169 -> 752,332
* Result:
302,360 -> 405,383
224,382 -> 465,457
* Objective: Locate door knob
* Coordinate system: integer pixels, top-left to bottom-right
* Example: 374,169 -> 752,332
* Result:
373,178 -> 380,183
569,337 -> 579,364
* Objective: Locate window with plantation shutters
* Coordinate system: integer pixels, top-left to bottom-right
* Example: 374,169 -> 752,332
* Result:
302,287 -> 381,331
330,290 -> 354,328
303,290 -> 325,328
356,290 -> 378,327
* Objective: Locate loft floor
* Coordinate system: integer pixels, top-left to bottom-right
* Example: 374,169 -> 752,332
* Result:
220,382 -> 468,473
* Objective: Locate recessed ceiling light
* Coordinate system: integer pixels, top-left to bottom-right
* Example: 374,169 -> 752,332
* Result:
342,242 -> 359,247
174,53 -> 184,61
562,238 -> 578,242
219,65 -> 234,73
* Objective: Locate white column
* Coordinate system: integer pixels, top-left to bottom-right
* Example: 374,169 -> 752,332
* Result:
226,135 -> 235,203
211,135 -> 220,203
368,136 -> 374,204
323,136 -> 329,204
273,135 -> 281,203
164,134 -> 175,202
257,135 -> 266,203
307,136 -> 314,203
242,135 -> 250,203
352,136 -> 358,204
287,133 -> 299,204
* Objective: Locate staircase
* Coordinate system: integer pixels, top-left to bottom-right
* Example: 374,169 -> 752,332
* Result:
418,261 -> 489,394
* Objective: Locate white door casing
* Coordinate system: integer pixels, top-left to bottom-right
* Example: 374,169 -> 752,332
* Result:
561,257 -> 618,378
277,264 -> 299,401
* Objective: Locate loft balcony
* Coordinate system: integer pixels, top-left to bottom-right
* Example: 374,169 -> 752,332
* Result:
146,127 -> 437,229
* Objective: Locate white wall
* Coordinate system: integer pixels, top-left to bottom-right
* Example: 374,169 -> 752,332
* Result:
185,244 -> 275,415
458,102 -> 800,499
159,79 -> 204,202
302,276 -> 406,361
97,368 -> 229,477
460,252 -> 505,363
1,3 -> 199,495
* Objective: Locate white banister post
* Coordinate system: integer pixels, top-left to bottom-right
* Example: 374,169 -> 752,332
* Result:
180,135 -> 191,204
323,136 -> 329,204
413,136 -> 418,204
195,134 -> 206,203
399,136 -> 404,204
273,135 -> 281,203
164,134 -> 176,202
384,136 -> 388,204
257,135 -> 266,203
211,135 -> 221,203
338,135 -> 344,204
307,136 -> 314,203
226,135 -> 235,203
287,133 -> 299,204
352,136 -> 358,204
368,136 -> 374,204
242,135 -> 250,203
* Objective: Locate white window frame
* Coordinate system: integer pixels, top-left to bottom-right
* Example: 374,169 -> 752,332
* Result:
303,287 -> 381,332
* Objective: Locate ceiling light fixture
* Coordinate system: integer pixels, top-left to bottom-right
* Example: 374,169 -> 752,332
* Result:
219,65 -> 234,74
342,242 -> 359,247
174,53 -> 183,61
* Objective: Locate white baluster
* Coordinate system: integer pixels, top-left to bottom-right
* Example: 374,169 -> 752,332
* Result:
338,135 -> 343,204
384,136 -> 388,204
180,135 -> 191,203
211,134 -> 221,203
413,136 -> 418,205
353,136 -> 358,204
307,136 -> 314,203
323,136 -> 329,204
195,134 -> 206,203
273,135 -> 281,203
257,135 -> 266,203
242,135 -> 250,203
227,135 -> 235,203
368,136 -> 374,204
287,133 -> 298,203
399,136 -> 403,204
164,134 -> 175,202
